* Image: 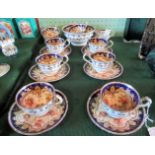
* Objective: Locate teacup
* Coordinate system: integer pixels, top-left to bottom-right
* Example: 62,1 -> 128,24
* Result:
35,53 -> 69,75
88,38 -> 114,53
16,82 -> 56,116
94,29 -> 114,41
83,51 -> 116,73
46,37 -> 70,54
41,27 -> 60,41
98,82 -> 152,119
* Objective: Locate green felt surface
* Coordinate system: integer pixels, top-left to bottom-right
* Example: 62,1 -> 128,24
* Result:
0,39 -> 37,110
0,37 -> 155,136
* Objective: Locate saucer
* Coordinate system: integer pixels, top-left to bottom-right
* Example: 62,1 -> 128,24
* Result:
28,63 -> 70,82
87,89 -> 145,135
83,61 -> 123,80
39,46 -> 71,56
81,45 -> 113,55
0,63 -> 10,77
8,89 -> 68,135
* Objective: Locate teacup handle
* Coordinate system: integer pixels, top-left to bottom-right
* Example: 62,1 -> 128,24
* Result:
139,96 -> 154,128
61,55 -> 69,67
83,53 -> 92,64
64,39 -> 70,49
107,40 -> 114,48
139,96 -> 152,108
55,94 -> 63,105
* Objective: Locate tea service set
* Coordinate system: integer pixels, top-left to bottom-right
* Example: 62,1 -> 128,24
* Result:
28,27 -> 72,82
8,80 -> 153,135
7,23 -> 154,135
29,23 -> 119,82
66,25 -> 119,80
82,37 -> 123,80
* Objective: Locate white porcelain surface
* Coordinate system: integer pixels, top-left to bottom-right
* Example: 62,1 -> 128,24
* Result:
46,38 -> 70,54
83,52 -> 116,73
36,53 -> 69,75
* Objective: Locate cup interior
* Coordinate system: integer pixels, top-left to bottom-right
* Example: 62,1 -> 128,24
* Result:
91,52 -> 115,62
63,24 -> 76,32
100,82 -> 141,112
16,82 -> 55,109
36,53 -> 62,65
69,25 -> 86,33
69,24 -> 94,34
42,27 -> 59,39
89,38 -> 108,47
63,24 -> 94,34
46,38 -> 65,47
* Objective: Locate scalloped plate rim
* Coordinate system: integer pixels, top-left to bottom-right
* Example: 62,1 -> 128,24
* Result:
83,61 -> 124,80
28,63 -> 70,82
39,46 -> 72,56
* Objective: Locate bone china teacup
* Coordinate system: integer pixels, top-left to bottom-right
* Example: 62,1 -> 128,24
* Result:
83,51 -> 116,73
88,38 -> 114,53
15,82 -> 56,116
46,37 -> 70,54
98,82 -> 152,119
35,53 -> 69,75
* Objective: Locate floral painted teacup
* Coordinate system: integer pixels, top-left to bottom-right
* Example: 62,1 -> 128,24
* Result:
46,37 -> 70,54
83,51 -> 116,73
88,38 -> 114,53
98,82 -> 152,119
15,82 -> 56,116
41,27 -> 60,41
35,53 -> 69,75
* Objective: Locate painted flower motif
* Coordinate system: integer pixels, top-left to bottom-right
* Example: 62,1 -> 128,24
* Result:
13,94 -> 65,133
85,62 -> 122,79
91,96 -> 142,133
30,64 -> 69,82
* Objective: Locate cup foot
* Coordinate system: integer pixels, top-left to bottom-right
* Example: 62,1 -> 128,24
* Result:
71,41 -> 87,46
